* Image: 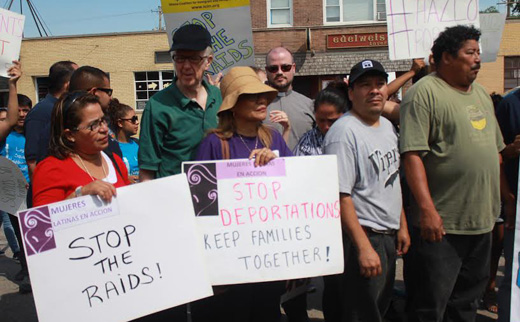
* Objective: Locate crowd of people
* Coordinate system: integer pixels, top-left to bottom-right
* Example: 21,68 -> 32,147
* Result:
0,22 -> 517,322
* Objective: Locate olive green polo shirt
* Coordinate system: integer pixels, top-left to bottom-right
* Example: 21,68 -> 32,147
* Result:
400,74 -> 505,234
138,79 -> 221,177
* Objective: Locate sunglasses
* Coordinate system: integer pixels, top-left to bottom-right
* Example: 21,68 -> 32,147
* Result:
96,87 -> 113,96
266,64 -> 293,73
121,115 -> 139,124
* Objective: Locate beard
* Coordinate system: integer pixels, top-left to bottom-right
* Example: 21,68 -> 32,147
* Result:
269,77 -> 292,92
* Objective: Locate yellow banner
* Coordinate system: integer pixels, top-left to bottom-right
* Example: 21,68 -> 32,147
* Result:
162,0 -> 250,14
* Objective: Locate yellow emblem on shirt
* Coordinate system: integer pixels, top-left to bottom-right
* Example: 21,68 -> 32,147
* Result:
466,105 -> 486,130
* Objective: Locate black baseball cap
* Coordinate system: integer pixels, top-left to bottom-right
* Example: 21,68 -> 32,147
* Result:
348,59 -> 388,86
170,24 -> 212,52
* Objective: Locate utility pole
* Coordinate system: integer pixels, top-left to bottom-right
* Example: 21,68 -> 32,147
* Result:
152,6 -> 164,30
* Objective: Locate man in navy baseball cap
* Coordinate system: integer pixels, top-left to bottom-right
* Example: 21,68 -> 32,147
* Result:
348,59 -> 388,86
170,24 -> 212,52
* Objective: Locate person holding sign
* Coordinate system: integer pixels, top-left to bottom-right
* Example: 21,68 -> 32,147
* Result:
194,66 -> 292,322
32,91 -> 129,207
0,61 -> 21,142
323,59 -> 410,322
400,25 -> 505,322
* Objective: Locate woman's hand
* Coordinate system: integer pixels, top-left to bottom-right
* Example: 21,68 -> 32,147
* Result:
249,148 -> 277,167
128,175 -> 139,184
269,110 -> 290,131
76,180 -> 117,203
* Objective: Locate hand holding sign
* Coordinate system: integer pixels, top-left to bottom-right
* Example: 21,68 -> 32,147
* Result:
0,8 -> 24,77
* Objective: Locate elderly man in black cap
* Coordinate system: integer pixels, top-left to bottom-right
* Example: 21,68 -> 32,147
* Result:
322,59 -> 410,322
138,24 -> 222,181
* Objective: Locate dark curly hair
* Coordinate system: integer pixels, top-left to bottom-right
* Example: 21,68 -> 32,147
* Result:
107,98 -> 134,135
432,25 -> 481,66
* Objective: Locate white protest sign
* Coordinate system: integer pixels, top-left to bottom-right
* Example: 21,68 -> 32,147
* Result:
479,12 -> 506,63
0,156 -> 27,214
18,174 -> 213,322
161,0 -> 255,75
385,0 -> 479,60
0,8 -> 24,77
182,155 -> 344,285
511,159 -> 520,321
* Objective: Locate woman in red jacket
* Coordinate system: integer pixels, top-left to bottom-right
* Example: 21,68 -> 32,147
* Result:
32,91 -> 129,207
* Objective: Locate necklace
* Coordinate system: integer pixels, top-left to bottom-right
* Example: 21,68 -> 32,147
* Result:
237,133 -> 258,153
76,154 -> 107,181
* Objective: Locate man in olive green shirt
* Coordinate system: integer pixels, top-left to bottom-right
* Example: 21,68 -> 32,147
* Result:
400,25 -> 505,321
139,24 -> 221,180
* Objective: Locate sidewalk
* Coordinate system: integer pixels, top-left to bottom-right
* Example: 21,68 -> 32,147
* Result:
0,229 -> 500,322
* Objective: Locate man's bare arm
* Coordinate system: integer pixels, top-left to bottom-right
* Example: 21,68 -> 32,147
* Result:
387,59 -> 425,96
402,151 -> 445,242
340,193 -> 382,277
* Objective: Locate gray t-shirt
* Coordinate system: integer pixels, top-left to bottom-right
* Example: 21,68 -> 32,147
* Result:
265,90 -> 314,150
323,112 -> 402,230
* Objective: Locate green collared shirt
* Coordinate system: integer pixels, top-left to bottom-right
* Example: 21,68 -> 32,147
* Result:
138,79 -> 221,178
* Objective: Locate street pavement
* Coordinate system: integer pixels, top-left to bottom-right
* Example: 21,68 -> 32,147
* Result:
0,230 -> 501,322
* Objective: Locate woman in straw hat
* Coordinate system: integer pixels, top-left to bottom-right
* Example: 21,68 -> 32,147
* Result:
197,66 -> 292,164
193,66 -> 292,321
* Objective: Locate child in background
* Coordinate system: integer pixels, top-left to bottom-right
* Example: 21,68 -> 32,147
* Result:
108,99 -> 139,183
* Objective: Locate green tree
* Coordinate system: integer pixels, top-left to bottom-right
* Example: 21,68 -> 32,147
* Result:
481,5 -> 499,13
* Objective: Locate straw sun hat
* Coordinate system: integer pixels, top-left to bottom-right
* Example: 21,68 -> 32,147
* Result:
218,66 -> 278,115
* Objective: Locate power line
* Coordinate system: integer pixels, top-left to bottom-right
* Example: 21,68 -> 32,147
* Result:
55,10 -> 152,24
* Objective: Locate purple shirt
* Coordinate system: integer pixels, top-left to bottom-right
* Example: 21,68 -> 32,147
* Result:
196,130 -> 292,161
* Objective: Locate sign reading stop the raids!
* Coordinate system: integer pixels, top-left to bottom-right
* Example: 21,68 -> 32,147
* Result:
18,175 -> 213,322
182,155 -> 344,285
161,0 -> 255,75
385,0 -> 480,60
0,156 -> 27,215
0,8 -> 24,77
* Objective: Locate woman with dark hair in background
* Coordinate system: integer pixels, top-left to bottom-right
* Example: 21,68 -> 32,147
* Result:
108,98 -> 140,183
32,91 -> 129,207
293,80 -> 348,156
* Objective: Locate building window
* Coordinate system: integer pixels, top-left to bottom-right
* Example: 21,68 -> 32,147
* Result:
505,56 -> 520,92
325,0 -> 386,23
134,71 -> 174,110
268,0 -> 292,27
155,51 -> 172,64
35,77 -> 49,102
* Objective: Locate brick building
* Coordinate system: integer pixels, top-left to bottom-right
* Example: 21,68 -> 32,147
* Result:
3,1 -> 519,110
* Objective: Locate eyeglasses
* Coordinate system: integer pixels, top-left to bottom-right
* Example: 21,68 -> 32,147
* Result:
266,64 -> 293,73
74,116 -> 109,132
96,87 -> 113,96
172,55 -> 208,64
121,115 -> 139,124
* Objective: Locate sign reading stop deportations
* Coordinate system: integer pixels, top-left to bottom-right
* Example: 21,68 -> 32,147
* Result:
183,155 -> 344,285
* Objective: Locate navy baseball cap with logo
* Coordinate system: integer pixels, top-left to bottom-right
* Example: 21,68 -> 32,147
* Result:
348,59 -> 388,86
170,24 -> 212,52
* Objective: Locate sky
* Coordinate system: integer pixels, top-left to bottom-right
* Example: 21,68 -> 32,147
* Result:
5,0 -> 161,38
4,0 -> 509,38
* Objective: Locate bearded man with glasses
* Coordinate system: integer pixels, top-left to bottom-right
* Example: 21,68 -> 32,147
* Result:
264,47 -> 314,151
